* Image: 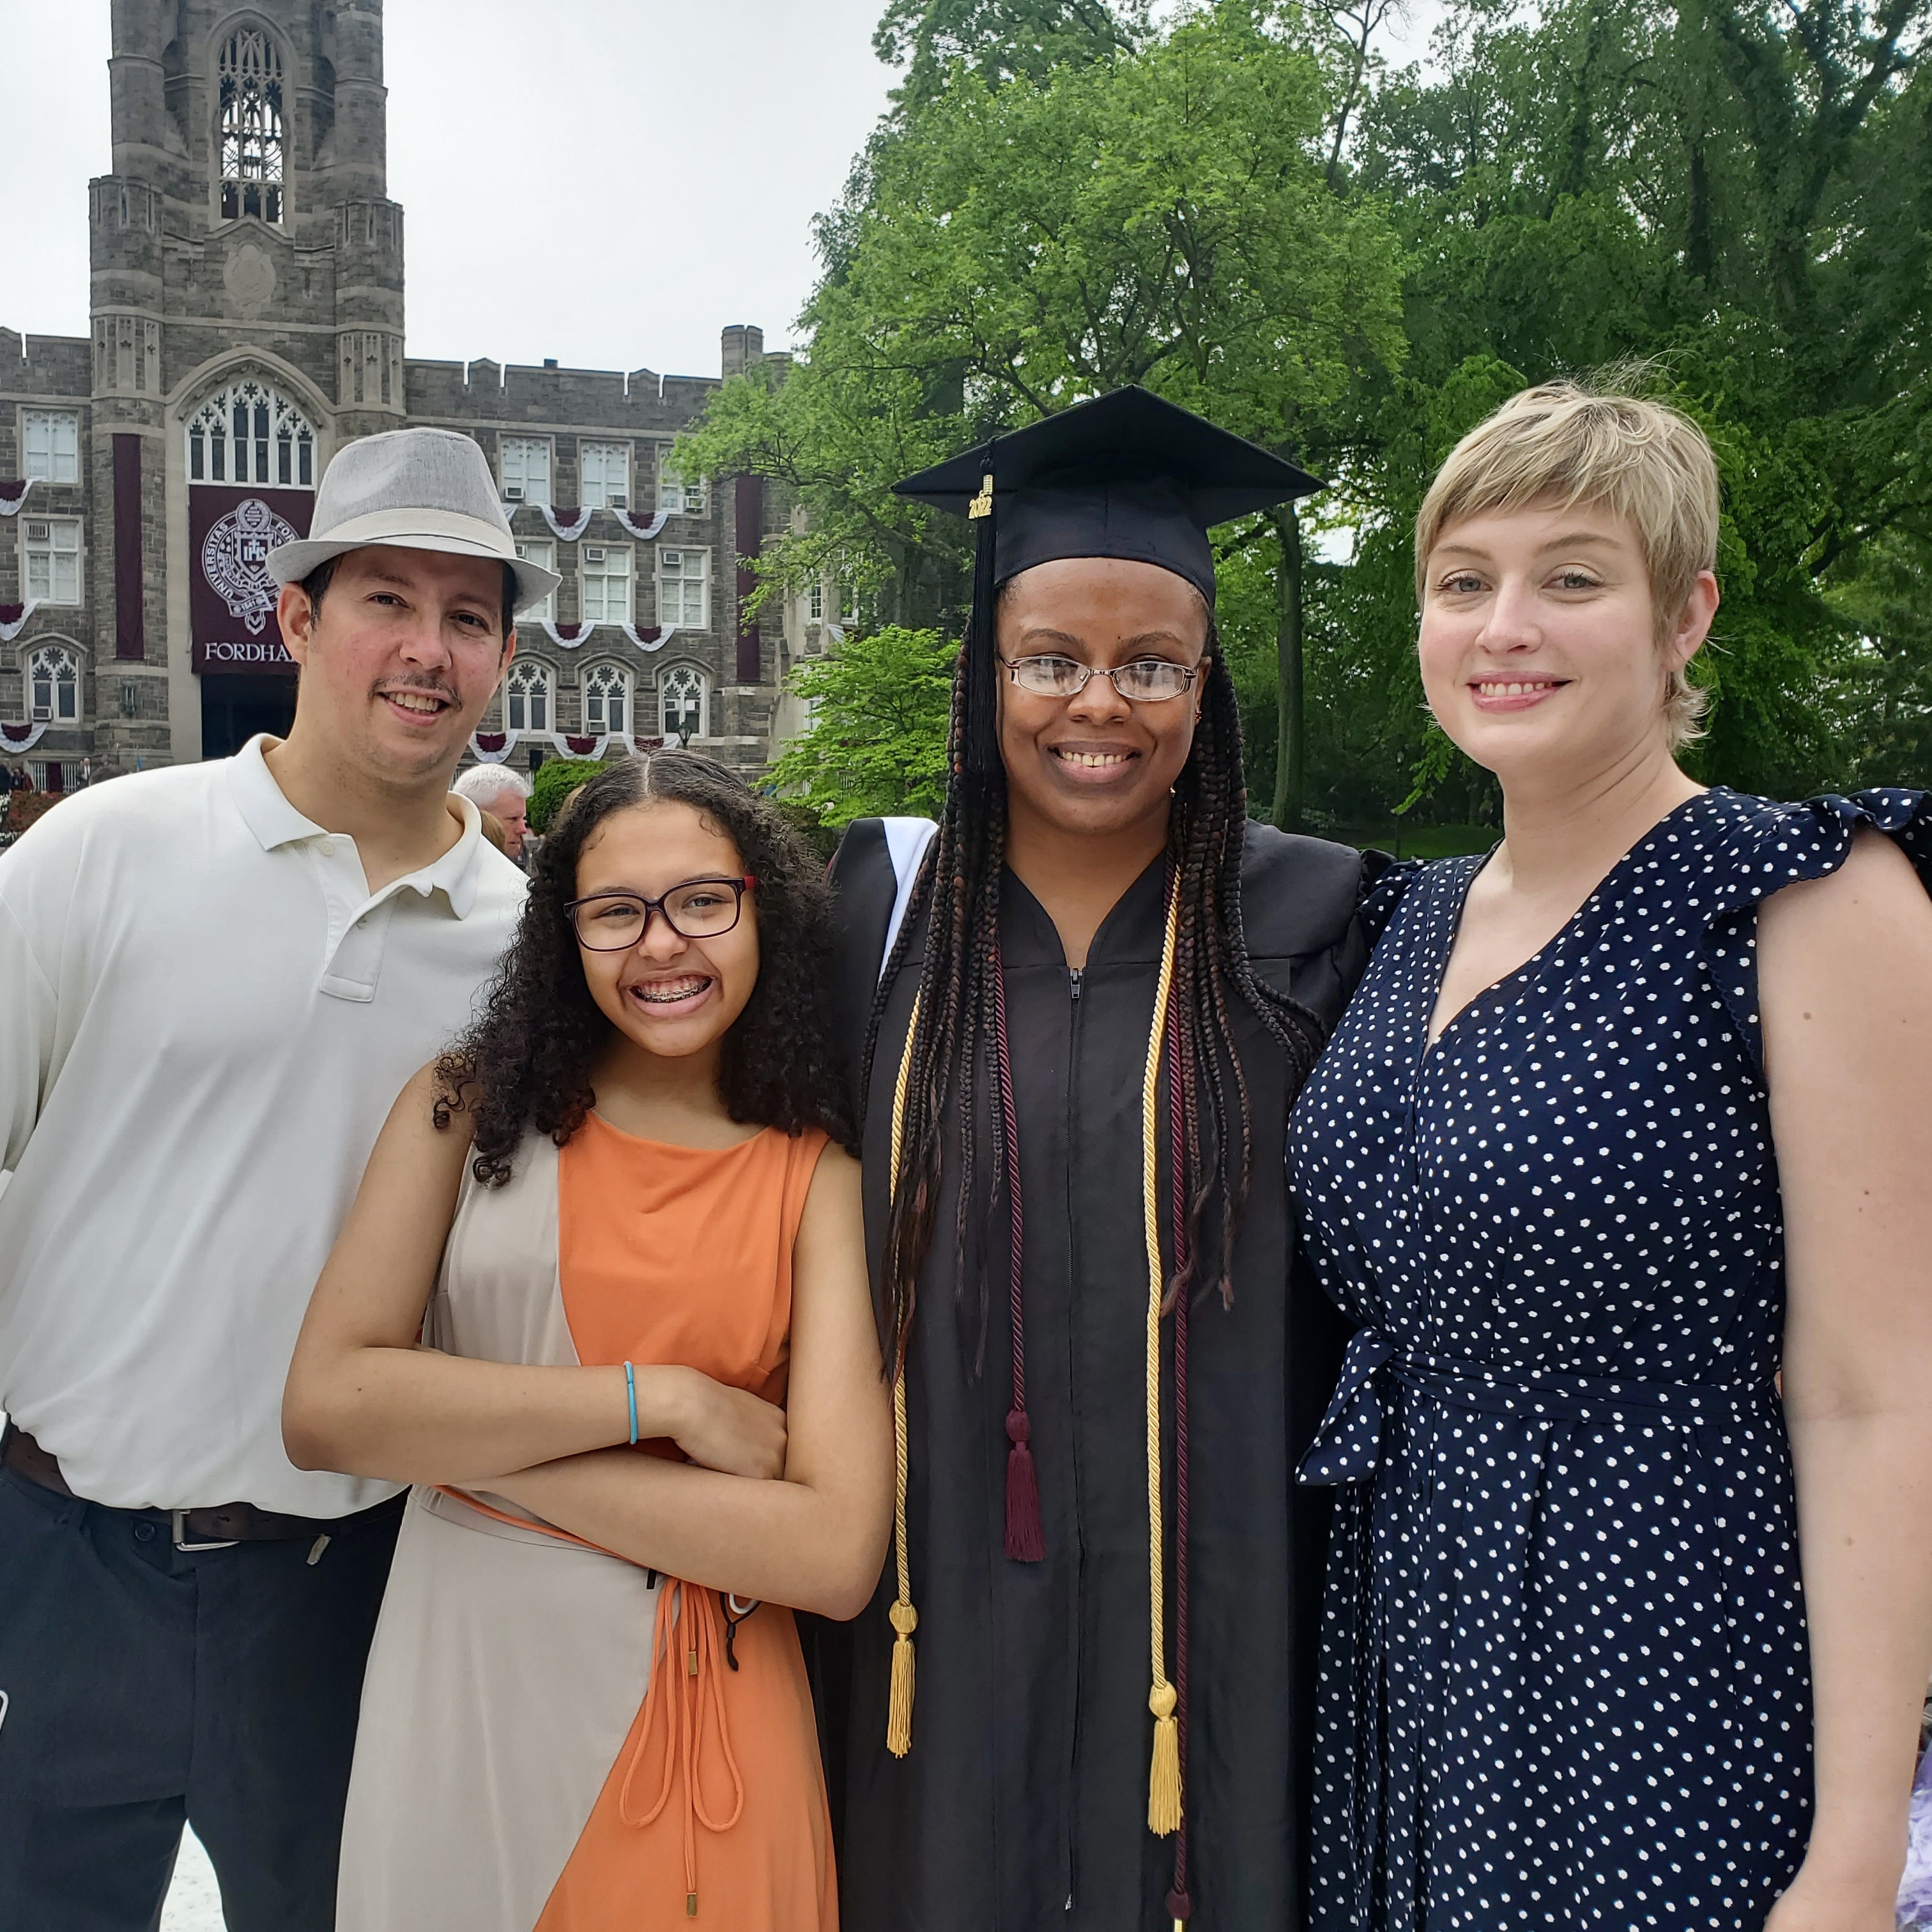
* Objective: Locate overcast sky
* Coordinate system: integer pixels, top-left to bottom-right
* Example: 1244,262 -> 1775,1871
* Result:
1,1 -> 1446,383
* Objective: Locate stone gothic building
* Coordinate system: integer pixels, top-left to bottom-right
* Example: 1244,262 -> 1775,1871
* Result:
1,1 -> 824,791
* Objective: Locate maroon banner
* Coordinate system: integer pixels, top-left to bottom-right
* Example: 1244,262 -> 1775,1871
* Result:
189,484 -> 313,676
113,434 -> 145,662
734,473 -> 763,684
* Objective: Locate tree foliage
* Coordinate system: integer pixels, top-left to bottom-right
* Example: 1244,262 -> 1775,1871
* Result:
694,0 -> 1930,831
528,757 -> 610,834
768,625 -> 958,824
683,0 -> 1407,825
873,0 -> 1145,107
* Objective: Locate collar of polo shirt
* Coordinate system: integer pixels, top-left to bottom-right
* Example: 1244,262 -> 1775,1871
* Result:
226,734 -> 490,920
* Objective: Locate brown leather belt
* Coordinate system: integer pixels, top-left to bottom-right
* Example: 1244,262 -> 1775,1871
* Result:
1,1423 -> 396,1549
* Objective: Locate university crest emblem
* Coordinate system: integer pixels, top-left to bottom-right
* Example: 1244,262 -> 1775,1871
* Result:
201,496 -> 296,635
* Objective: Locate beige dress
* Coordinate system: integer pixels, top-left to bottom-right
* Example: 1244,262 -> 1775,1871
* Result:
336,1120 -> 837,1932
337,1136 -> 661,1932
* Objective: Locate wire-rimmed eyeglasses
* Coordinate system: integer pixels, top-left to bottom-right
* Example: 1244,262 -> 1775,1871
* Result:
566,877 -> 756,951
999,654 -> 1201,703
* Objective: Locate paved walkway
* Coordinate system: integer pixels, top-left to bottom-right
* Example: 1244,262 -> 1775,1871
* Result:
160,1829 -> 224,1931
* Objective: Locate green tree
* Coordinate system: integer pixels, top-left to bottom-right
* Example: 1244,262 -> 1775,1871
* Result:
528,757 -> 609,834
1340,0 -> 1931,808
873,0 -> 1145,108
697,0 -> 1927,827
769,626 -> 958,824
682,1 -> 1407,827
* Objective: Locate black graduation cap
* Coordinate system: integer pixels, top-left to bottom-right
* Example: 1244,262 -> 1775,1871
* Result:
893,386 -> 1322,601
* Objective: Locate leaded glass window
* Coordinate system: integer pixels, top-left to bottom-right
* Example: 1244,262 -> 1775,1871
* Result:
505,661 -> 552,733
219,30 -> 285,224
583,663 -> 631,735
660,664 -> 707,740
187,378 -> 315,489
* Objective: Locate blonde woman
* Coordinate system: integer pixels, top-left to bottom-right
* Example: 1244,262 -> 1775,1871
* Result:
1289,383 -> 1932,1929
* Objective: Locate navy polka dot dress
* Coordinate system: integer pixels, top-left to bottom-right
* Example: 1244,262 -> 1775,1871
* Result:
1287,787 -> 1932,1931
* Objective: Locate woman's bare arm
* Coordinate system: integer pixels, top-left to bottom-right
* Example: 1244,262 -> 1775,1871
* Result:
282,1066 -> 787,1485
487,1142 -> 894,1620
1761,831 -> 1932,1929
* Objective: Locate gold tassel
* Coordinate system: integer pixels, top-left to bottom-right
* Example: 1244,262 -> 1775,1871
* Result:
887,1598 -> 918,1757
884,995 -> 922,1761
1147,1681 -> 1182,1836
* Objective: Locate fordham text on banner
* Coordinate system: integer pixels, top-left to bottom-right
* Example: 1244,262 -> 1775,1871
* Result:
188,484 -> 313,677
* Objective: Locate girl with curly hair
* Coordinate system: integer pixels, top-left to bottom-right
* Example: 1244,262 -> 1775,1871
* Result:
283,751 -> 891,1932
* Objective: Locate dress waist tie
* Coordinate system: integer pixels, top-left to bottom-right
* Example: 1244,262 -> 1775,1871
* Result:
1297,1324 -> 1778,1488
1293,1326 -> 1779,1925
618,1581 -> 746,1917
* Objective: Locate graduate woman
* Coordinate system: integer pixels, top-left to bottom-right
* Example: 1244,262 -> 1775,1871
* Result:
820,390 -> 1374,1929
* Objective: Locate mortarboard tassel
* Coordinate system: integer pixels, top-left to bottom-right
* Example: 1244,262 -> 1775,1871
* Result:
962,466 -> 1001,777
885,450 -> 1001,1760
885,992 -> 923,1758
991,930 -> 1045,1561
1142,875 -> 1183,1836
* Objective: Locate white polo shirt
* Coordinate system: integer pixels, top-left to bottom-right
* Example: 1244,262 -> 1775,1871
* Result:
0,737 -> 526,1515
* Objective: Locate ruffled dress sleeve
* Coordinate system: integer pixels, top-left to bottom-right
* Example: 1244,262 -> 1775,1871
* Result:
1701,787 -> 1931,1077
1356,850 -> 1426,949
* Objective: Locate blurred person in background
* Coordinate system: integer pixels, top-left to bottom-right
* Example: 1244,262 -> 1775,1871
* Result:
454,763 -> 533,866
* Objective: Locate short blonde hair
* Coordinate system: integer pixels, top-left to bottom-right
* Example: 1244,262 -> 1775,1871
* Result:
1414,378 -> 1721,747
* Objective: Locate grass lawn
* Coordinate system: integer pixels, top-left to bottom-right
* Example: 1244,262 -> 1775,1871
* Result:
1328,822 -> 1496,861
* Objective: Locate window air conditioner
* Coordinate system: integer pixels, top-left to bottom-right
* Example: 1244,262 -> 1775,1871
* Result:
504,483 -> 524,502
585,547 -> 606,563
26,522 -> 49,542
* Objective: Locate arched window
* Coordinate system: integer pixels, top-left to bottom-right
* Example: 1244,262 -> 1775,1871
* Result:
505,661 -> 553,734
219,29 -> 286,223
660,664 -> 707,741
187,378 -> 316,488
583,663 -> 631,737
28,645 -> 81,724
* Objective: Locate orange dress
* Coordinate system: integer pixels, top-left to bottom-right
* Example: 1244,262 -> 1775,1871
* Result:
335,1114 -> 836,1932
539,1114 -> 838,1930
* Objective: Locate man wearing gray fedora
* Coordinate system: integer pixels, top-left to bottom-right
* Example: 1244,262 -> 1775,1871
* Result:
0,428 -> 562,1931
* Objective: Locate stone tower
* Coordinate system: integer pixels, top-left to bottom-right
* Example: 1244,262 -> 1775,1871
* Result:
96,0 -> 404,429
89,0 -> 405,763
5,8 -> 782,791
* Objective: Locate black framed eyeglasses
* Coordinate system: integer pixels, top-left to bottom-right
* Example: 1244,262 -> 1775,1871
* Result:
999,654 -> 1201,703
566,877 -> 756,951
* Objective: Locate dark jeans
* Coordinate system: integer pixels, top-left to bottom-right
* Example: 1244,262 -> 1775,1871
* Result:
0,1461 -> 401,1932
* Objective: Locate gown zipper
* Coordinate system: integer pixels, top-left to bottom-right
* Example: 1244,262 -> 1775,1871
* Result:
1062,959 -> 1085,1911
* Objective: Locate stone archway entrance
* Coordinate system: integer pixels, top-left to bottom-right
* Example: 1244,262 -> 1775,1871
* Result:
199,671 -> 297,758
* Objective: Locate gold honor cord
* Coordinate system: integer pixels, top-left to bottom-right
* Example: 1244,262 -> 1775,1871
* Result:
1143,876 -> 1183,1836
883,875 -> 1182,1816
885,991 -> 922,1758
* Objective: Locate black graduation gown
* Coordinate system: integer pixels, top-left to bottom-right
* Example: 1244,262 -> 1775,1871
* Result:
815,818 -> 1370,1932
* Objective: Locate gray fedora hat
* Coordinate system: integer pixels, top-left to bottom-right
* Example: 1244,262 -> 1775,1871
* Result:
266,425 -> 562,614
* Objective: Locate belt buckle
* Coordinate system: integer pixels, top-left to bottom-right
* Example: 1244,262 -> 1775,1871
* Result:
171,1508 -> 240,1552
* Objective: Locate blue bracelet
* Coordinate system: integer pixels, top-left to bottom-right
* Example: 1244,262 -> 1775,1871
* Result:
624,1361 -> 639,1446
